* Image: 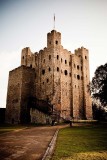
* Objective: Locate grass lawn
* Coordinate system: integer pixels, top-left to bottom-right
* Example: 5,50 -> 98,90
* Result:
52,124 -> 107,160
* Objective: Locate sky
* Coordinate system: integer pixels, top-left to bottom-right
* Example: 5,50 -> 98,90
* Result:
0,0 -> 107,108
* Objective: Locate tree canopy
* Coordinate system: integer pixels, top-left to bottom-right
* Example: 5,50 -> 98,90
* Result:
91,63 -> 107,107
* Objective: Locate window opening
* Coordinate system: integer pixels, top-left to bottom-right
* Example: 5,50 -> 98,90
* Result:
57,55 -> 59,59
56,40 -> 58,44
77,65 -> 79,70
49,55 -> 51,60
57,67 -> 59,72
47,79 -> 49,83
77,75 -> 80,80
64,70 -> 68,75
42,69 -> 45,75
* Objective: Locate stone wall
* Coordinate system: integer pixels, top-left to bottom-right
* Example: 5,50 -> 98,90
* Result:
6,29 -> 92,123
6,66 -> 35,124
20,30 -> 92,120
30,108 -> 51,124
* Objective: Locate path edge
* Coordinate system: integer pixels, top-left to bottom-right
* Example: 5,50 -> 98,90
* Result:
42,129 -> 59,160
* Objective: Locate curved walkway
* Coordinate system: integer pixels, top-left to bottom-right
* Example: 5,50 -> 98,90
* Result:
0,124 -> 68,160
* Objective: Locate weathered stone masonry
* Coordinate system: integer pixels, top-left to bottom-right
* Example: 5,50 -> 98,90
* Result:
6,29 -> 92,124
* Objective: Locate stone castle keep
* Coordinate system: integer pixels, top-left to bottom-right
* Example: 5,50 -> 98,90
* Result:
6,29 -> 92,124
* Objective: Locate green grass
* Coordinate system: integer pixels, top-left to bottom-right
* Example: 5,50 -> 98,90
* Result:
52,124 -> 107,160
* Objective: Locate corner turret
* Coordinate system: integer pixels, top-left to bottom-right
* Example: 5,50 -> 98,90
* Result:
21,47 -> 33,67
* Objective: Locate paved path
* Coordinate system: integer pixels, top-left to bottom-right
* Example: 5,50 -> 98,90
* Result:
0,125 -> 68,160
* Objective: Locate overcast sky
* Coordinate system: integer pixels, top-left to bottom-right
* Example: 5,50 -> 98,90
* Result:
0,0 -> 107,108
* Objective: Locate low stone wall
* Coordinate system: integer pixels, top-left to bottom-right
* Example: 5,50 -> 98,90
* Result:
30,108 -> 51,124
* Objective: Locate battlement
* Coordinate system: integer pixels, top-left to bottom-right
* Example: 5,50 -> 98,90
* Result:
75,47 -> 88,54
47,30 -> 61,48
47,30 -> 61,36
22,47 -> 32,56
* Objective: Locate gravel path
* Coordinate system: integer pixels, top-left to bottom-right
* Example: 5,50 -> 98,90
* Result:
0,125 -> 67,160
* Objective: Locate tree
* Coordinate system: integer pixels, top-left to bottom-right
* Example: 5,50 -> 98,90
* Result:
91,63 -> 107,107
92,102 -> 107,121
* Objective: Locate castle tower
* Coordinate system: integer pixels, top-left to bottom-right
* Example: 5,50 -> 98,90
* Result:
6,29 -> 92,124
73,47 -> 92,119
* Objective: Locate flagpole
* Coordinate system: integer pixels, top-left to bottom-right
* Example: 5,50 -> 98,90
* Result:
54,14 -> 55,29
